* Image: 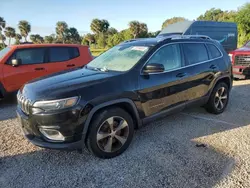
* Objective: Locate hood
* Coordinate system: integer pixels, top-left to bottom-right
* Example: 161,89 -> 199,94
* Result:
21,67 -> 120,100
234,46 -> 250,52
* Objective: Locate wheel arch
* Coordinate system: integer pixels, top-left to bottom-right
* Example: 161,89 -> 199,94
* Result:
208,75 -> 232,98
82,98 -> 142,142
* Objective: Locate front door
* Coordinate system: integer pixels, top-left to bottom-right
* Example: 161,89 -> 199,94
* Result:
138,43 -> 191,117
3,48 -> 47,92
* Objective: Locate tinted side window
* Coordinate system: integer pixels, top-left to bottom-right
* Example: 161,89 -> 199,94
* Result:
183,43 -> 208,65
49,47 -> 70,62
69,47 -> 80,59
148,44 -> 182,71
15,48 -> 45,65
207,44 -> 221,59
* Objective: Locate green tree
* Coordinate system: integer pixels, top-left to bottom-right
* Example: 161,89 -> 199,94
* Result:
44,35 -> 54,43
120,29 -> 133,40
162,17 -> 187,29
96,33 -> 106,48
236,3 -> 250,46
4,27 -> 16,45
66,27 -> 81,44
197,8 -> 223,21
129,21 -> 148,38
18,20 -> 31,42
81,37 -> 88,45
217,11 -> 237,22
56,21 -> 68,44
15,33 -> 22,44
0,17 -> 6,32
30,34 -> 44,44
107,33 -> 123,47
107,27 -> 118,35
83,33 -> 95,46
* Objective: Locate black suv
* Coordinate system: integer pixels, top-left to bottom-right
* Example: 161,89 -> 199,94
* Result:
17,35 -> 232,158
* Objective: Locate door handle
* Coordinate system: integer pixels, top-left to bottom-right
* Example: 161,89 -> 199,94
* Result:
176,72 -> 187,78
210,65 -> 218,69
34,67 -> 44,71
67,64 -> 75,67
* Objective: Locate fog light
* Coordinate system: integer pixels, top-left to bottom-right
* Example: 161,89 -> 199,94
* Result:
39,128 -> 65,141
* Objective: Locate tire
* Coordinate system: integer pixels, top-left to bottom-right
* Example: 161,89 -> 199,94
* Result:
86,107 -> 134,159
205,82 -> 229,114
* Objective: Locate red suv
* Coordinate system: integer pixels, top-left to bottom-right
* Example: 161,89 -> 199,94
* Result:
229,41 -> 250,79
0,44 -> 93,98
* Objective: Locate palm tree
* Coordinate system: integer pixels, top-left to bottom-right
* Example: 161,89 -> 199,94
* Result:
0,33 -> 6,48
4,27 -> 16,45
56,21 -> 68,44
15,34 -> 22,44
0,17 -> 6,32
66,27 -> 81,44
30,34 -> 44,44
18,20 -> 31,42
90,19 -> 103,34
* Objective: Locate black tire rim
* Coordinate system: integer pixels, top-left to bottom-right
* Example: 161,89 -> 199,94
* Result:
214,86 -> 228,110
96,116 -> 129,153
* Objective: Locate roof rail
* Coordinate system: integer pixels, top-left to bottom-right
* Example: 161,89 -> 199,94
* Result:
157,35 -> 212,42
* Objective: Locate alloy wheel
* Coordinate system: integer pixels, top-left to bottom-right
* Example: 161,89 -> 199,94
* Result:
96,116 -> 129,153
214,87 -> 228,110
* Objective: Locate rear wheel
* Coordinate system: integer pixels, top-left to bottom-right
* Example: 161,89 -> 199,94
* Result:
205,82 -> 229,114
86,107 -> 134,159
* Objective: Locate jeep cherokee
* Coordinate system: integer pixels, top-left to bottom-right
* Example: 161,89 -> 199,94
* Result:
17,36 -> 232,158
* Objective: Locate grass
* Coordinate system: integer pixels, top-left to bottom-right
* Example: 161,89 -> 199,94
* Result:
90,48 -> 108,57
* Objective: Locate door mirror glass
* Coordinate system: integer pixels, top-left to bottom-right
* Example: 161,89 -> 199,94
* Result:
11,59 -> 22,67
143,63 -> 165,73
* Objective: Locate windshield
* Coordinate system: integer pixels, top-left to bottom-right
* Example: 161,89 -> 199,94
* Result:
0,47 -> 11,60
245,41 -> 250,47
87,45 -> 149,72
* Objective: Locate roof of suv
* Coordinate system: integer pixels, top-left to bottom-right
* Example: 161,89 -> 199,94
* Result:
11,43 -> 87,49
119,36 -> 215,47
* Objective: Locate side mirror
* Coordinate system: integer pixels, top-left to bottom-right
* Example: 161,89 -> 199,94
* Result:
143,63 -> 165,74
11,59 -> 21,67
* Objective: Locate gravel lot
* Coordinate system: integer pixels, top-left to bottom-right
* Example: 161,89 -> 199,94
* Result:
0,80 -> 250,188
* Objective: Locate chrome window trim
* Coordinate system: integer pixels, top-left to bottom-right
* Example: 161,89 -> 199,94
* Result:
140,42 -> 223,75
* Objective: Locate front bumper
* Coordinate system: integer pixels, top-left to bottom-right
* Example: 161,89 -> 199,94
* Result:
17,106 -> 86,150
233,66 -> 250,79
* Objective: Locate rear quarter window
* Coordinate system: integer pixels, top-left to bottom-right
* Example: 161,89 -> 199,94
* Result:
206,44 -> 222,59
49,47 -> 70,62
69,47 -> 80,59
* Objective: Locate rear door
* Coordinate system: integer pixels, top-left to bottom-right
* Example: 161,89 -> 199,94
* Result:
2,48 -> 47,92
45,47 -> 82,75
180,42 -> 215,104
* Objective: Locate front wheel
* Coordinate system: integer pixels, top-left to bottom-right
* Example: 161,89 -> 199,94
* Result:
86,107 -> 134,159
205,82 -> 229,114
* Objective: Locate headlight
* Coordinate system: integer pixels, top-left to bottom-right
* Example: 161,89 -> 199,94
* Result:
33,96 -> 79,111
228,54 -> 233,62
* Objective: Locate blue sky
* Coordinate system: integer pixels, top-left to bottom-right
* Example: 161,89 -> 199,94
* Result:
0,0 -> 248,36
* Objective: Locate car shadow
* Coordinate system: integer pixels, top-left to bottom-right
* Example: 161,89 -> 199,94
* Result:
0,82 -> 250,188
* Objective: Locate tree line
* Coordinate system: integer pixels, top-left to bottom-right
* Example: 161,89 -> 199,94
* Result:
0,3 -> 249,50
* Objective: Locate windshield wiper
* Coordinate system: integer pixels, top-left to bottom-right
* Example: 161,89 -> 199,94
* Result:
86,65 -> 109,72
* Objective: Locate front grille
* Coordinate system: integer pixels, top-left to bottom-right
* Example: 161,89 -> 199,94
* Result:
17,93 -> 32,115
235,55 -> 250,66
